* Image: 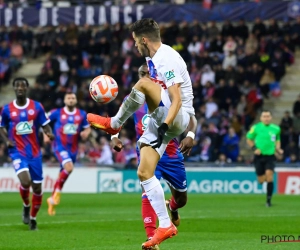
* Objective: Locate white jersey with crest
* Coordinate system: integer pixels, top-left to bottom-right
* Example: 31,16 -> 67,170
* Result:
146,43 -> 195,116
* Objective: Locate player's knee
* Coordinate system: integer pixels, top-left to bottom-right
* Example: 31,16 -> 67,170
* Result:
32,184 -> 42,194
20,180 -> 31,189
137,168 -> 151,181
64,162 -> 74,173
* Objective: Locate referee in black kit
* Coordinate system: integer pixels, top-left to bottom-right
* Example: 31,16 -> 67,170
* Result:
246,110 -> 283,207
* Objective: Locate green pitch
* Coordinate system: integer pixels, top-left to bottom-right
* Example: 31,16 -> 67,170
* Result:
0,193 -> 300,250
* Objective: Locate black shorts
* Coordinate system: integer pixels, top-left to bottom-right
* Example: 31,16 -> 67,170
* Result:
254,155 -> 275,176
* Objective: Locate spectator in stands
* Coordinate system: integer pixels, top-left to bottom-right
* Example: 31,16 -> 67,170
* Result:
293,112 -> 300,134
96,137 -> 114,165
235,19 -> 249,41
292,94 -> 300,116
222,50 -> 237,70
207,21 -> 219,40
188,36 -> 201,55
221,127 -> 240,162
201,64 -> 215,86
259,68 -> 275,98
205,97 -> 218,119
280,111 -> 293,132
252,17 -> 267,38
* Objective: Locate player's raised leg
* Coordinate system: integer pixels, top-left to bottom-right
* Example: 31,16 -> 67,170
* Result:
47,155 -> 74,216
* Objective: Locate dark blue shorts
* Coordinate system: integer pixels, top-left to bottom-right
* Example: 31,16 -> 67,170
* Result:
155,156 -> 187,192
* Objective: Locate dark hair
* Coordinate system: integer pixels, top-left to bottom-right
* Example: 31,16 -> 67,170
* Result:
65,92 -> 76,96
138,63 -> 148,78
130,18 -> 160,42
261,110 -> 272,115
12,77 -> 29,87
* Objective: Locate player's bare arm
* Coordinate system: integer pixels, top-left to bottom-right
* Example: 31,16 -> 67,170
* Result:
80,127 -> 91,141
42,124 -> 54,141
180,115 -> 197,156
163,83 -> 182,126
0,127 -> 15,147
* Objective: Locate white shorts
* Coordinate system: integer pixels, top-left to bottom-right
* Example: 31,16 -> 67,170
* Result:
137,90 -> 190,157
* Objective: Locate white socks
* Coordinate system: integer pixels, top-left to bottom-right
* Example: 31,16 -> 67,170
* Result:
111,88 -> 145,129
141,176 -> 171,228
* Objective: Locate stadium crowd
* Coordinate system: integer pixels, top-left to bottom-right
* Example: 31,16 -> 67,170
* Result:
1,17 -> 300,166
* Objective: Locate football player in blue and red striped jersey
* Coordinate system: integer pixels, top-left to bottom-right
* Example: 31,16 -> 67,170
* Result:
0,77 -> 54,230
46,92 -> 91,216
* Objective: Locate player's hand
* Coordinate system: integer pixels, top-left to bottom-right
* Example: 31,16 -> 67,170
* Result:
111,138 -> 123,152
6,140 -> 15,148
151,123 -> 168,149
80,130 -> 90,141
45,132 -> 55,141
179,136 -> 194,156
276,148 -> 284,155
254,149 -> 261,155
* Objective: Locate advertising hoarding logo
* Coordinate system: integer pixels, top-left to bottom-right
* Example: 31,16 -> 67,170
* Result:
98,172 -> 123,193
278,172 -> 300,194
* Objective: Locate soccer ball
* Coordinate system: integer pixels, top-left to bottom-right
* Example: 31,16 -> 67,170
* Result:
89,75 -> 118,104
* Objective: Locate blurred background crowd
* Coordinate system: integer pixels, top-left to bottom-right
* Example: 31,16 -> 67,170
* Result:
1,16 -> 300,167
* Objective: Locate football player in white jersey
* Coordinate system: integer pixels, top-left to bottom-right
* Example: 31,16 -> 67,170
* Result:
87,18 -> 195,249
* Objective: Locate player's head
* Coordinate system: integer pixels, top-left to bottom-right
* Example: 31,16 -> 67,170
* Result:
260,110 -> 272,125
64,92 -> 77,108
138,63 -> 149,79
130,18 -> 161,57
13,77 -> 29,98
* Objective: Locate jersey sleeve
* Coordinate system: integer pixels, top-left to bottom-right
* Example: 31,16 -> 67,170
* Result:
37,103 -> 50,126
161,59 -> 184,88
246,125 -> 256,140
47,109 -> 59,122
0,106 -> 9,128
81,111 -> 90,129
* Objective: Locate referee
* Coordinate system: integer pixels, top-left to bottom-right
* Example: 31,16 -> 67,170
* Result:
246,110 -> 283,207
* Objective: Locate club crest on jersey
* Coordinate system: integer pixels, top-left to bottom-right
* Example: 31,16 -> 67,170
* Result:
147,60 -> 157,79
142,114 -> 150,130
164,70 -> 175,81
16,121 -> 33,135
63,123 -> 78,135
75,115 -> 80,121
28,109 -> 35,115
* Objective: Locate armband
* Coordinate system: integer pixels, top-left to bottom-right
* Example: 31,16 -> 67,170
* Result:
251,145 -> 257,151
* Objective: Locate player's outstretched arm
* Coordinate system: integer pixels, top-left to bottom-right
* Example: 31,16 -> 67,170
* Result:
179,115 -> 197,156
80,127 -> 92,141
42,124 -> 54,141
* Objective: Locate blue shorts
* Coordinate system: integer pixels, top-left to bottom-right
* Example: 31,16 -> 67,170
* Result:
155,156 -> 187,192
11,153 -> 43,183
54,148 -> 77,169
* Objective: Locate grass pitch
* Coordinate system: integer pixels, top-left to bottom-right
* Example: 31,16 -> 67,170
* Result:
0,193 -> 299,250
